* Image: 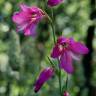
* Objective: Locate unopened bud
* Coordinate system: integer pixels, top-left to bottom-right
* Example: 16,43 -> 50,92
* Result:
63,91 -> 70,96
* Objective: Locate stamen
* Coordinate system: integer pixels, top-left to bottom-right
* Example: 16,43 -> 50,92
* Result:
31,17 -> 36,22
59,45 -> 63,51
32,14 -> 37,18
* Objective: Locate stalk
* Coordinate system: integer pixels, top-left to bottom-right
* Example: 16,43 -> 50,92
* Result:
51,8 -> 62,96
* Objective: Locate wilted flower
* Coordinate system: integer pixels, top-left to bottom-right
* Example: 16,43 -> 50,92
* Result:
34,67 -> 54,93
63,91 -> 70,96
47,0 -> 63,7
12,4 -> 45,36
51,36 -> 89,74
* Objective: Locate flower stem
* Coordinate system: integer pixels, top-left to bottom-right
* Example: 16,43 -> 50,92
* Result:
51,8 -> 56,44
58,64 -> 62,96
47,56 -> 55,68
51,23 -> 56,44
50,8 -> 62,96
65,74 -> 68,90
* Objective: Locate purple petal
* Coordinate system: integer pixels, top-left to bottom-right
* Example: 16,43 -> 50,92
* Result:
19,3 -> 29,11
12,12 -> 24,24
57,36 -> 66,44
71,41 -> 89,54
51,44 -> 63,58
24,24 -> 37,37
16,23 -> 28,31
48,0 -> 63,7
12,12 -> 30,25
60,51 -> 74,74
63,91 -> 70,96
34,67 -> 54,93
70,51 -> 80,61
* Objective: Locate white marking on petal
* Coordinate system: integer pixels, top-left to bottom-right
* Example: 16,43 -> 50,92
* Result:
70,51 -> 80,61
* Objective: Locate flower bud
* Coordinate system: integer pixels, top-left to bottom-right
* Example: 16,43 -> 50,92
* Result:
47,0 -> 63,7
63,91 -> 70,96
34,67 -> 54,93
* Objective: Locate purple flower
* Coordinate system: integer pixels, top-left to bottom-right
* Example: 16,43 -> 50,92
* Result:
12,4 -> 45,36
47,0 -> 63,7
51,36 -> 89,74
63,91 -> 70,96
34,67 -> 54,93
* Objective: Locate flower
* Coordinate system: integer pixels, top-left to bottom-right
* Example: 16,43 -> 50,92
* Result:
12,4 -> 45,36
47,0 -> 63,7
63,91 -> 70,96
51,36 -> 89,74
34,67 -> 54,93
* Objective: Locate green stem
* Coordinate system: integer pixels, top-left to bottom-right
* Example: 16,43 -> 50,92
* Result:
48,57 -> 62,96
51,8 -> 56,44
65,74 -> 68,90
50,8 -> 62,96
51,23 -> 56,44
47,56 -> 55,68
58,62 -> 62,96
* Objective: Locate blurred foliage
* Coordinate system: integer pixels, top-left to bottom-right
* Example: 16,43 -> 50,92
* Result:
0,0 -> 96,96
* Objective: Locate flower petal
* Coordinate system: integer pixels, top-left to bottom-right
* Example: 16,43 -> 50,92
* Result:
12,12 -> 30,25
63,91 -> 70,96
16,22 -> 28,32
34,67 -> 54,93
24,24 -> 37,37
71,42 -> 89,54
57,36 -> 66,44
51,44 -> 62,58
70,51 -> 80,61
48,0 -> 63,7
19,3 -> 29,11
12,12 -> 24,24
60,51 -> 74,74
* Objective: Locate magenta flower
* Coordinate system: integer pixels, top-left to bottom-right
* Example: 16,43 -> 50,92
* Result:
12,4 -> 45,36
34,67 -> 54,93
51,36 -> 89,74
63,91 -> 70,96
47,0 -> 63,7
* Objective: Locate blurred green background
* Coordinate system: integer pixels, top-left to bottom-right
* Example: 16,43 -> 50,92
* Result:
0,0 -> 96,96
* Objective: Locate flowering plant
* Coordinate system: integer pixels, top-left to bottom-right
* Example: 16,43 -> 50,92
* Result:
12,1 -> 89,96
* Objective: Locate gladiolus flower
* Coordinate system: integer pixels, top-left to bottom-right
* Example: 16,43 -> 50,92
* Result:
63,91 -> 70,96
51,36 -> 89,74
47,0 -> 63,7
12,4 -> 45,36
34,67 -> 54,93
